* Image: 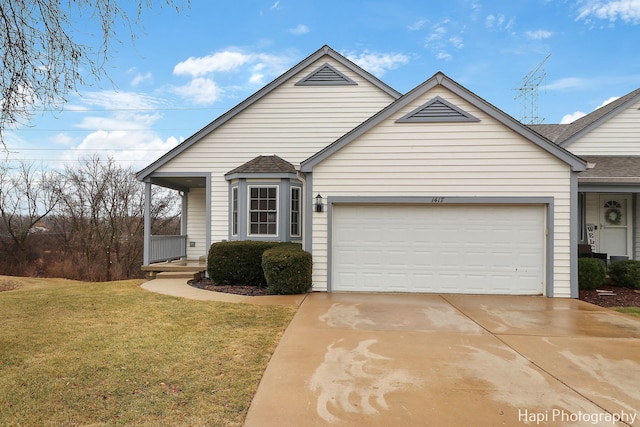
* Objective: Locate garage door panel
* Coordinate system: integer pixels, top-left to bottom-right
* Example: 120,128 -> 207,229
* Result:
332,205 -> 545,295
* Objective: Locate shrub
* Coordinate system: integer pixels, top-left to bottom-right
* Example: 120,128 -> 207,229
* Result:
208,241 -> 279,287
608,259 -> 640,289
262,243 -> 312,295
578,258 -> 606,290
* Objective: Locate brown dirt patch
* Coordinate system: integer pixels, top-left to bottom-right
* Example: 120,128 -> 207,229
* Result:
0,279 -> 21,292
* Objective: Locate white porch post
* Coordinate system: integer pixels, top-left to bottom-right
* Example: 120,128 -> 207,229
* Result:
144,181 -> 152,266
206,174 -> 212,254
181,191 -> 188,236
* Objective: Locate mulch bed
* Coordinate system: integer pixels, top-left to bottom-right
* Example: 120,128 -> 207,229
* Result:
188,278 -> 269,296
578,285 -> 640,308
189,278 -> 640,308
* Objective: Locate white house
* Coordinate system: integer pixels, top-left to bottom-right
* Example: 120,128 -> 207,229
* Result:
137,45 -> 640,298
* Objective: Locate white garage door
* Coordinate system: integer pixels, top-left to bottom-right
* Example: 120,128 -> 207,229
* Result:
332,204 -> 545,294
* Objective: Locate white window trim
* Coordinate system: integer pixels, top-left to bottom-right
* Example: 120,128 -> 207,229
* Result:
247,185 -> 279,237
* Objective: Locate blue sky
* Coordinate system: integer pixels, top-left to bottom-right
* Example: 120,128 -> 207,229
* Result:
5,0 -> 640,170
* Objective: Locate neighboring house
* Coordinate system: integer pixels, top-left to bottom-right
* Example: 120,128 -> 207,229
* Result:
138,45 -> 601,298
531,88 -> 640,267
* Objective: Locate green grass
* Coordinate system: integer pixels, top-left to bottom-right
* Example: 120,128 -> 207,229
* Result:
0,276 -> 296,426
612,307 -> 640,318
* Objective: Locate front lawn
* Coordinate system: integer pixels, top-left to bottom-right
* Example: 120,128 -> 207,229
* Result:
0,276 -> 295,426
613,307 -> 640,318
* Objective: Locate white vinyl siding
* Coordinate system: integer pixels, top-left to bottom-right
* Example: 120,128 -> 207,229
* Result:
186,188 -> 206,260
154,57 -> 396,245
311,87 -> 573,296
567,99 -> 640,155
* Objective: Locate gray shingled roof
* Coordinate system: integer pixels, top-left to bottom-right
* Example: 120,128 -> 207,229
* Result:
529,87 -> 640,144
225,155 -> 296,176
579,156 -> 640,183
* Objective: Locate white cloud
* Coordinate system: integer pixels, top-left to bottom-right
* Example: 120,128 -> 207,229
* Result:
74,112 -> 163,131
271,1 -> 280,9
288,24 -> 309,35
49,91 -> 183,170
249,73 -> 264,85
408,18 -> 428,31
171,49 -> 296,104
422,20 -> 465,60
56,130 -> 181,170
344,50 -> 410,77
78,90 -> 163,110
595,96 -> 620,109
131,71 -> 153,87
577,0 -> 640,23
525,29 -> 553,39
559,95 -> 621,124
561,111 -> 586,124
51,133 -> 76,147
172,78 -> 222,105
485,13 -> 515,30
449,36 -> 464,49
174,51 -> 252,77
542,77 -> 592,91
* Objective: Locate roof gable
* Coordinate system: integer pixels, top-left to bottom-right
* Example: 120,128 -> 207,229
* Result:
301,72 -> 586,173
137,45 -> 401,181
396,96 -> 479,123
295,63 -> 357,86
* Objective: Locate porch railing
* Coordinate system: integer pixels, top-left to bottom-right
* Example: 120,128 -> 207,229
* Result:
150,235 -> 187,263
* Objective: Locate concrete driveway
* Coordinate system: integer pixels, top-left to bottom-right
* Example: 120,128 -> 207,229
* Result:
244,293 -> 640,426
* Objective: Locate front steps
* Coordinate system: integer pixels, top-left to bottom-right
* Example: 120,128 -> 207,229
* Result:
155,271 -> 203,281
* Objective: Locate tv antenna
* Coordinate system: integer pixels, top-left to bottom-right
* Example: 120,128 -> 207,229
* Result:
514,53 -> 550,124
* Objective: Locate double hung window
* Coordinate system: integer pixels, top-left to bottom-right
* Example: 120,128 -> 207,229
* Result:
249,186 -> 278,235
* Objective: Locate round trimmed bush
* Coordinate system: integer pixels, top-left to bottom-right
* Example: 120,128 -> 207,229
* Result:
608,259 -> 640,289
262,243 -> 312,295
578,258 -> 606,290
207,240 -> 279,286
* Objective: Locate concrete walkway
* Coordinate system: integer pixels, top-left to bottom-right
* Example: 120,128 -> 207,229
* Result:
140,278 -> 307,306
245,293 -> 640,427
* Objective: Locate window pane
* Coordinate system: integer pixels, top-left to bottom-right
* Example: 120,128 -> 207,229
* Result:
290,187 -> 301,237
249,186 -> 278,235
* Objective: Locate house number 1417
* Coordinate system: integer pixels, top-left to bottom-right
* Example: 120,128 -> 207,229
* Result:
431,197 -> 445,204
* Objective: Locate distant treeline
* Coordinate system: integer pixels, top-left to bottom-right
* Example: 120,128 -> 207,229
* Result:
0,156 -> 179,281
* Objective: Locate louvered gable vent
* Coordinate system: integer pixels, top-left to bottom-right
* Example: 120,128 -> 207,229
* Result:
296,63 -> 357,86
396,96 -> 480,123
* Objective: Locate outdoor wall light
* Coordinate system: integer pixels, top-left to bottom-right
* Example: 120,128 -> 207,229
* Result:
315,194 -> 324,213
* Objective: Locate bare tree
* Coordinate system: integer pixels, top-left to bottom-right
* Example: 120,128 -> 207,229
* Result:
0,161 -> 61,270
53,155 -> 179,280
0,0 -> 188,146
